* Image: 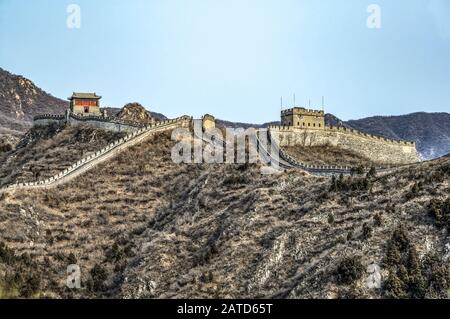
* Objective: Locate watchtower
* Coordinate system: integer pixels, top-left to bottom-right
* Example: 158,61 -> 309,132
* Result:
68,92 -> 102,116
281,107 -> 325,129
202,114 -> 216,130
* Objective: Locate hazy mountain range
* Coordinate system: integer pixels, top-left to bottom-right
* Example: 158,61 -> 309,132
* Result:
0,67 -> 449,159
346,113 -> 450,160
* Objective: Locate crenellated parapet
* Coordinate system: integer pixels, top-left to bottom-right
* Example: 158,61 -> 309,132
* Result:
33,112 -> 149,132
269,124 -> 419,164
33,114 -> 66,120
268,125 -> 415,146
325,125 -> 415,146
281,107 -> 325,116
281,107 -> 325,128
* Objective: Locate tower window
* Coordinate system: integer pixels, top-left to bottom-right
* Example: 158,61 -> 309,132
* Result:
318,124 -> 321,127
308,123 -> 310,127
313,123 -> 316,127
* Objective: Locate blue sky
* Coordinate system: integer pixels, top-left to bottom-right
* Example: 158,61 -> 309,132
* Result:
1,0 -> 449,123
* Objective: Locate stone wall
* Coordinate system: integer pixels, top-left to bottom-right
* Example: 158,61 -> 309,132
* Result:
72,105 -> 101,116
269,125 -> 419,164
3,116 -> 192,191
34,113 -> 145,133
281,107 -> 325,129
33,114 -> 66,126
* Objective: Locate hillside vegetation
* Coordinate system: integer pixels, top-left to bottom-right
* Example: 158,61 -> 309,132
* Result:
0,124 -> 125,187
282,144 -> 379,167
0,128 -> 448,299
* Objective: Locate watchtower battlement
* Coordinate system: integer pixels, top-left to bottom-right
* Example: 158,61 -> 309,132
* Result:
281,107 -> 325,129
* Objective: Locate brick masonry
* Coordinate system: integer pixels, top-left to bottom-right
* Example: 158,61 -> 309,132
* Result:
269,125 -> 419,164
33,112 -> 145,133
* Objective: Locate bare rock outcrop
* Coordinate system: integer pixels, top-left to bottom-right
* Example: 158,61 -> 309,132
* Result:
0,68 -> 67,135
116,103 -> 156,124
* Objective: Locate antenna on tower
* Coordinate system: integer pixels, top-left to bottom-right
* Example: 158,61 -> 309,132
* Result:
322,96 -> 325,111
308,99 -> 311,108
280,96 -> 283,111
293,94 -> 296,107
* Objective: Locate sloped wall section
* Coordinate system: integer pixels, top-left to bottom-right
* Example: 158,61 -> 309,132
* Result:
4,116 -> 192,191
269,125 -> 419,164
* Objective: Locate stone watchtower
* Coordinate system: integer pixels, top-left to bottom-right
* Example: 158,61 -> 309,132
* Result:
68,92 -> 102,116
202,114 -> 216,130
281,107 -> 325,129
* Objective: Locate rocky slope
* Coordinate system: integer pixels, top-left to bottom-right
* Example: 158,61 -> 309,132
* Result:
0,129 -> 448,299
0,124 -> 126,187
0,68 -> 67,136
104,107 -> 167,121
283,144 -> 378,167
116,103 -> 156,124
0,135 -> 19,154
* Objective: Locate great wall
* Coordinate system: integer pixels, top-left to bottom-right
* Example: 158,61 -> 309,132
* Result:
0,119 -> 367,193
0,115 -> 438,192
0,116 -> 191,191
269,125 -> 419,165
197,127 -> 425,176
34,111 -> 147,133
0,93 -> 424,191
274,106 -> 419,165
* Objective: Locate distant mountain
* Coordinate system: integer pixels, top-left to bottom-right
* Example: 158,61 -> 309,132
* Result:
216,119 -> 279,129
324,113 -> 351,128
216,114 -> 348,129
0,68 -> 67,135
346,112 -> 450,160
217,113 -> 351,130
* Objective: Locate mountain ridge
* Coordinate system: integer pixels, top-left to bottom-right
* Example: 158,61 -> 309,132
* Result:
0,67 -> 67,135
0,68 -> 167,135
0,67 -> 448,159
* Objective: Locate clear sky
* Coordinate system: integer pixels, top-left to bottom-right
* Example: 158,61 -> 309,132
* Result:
1,0 -> 449,123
